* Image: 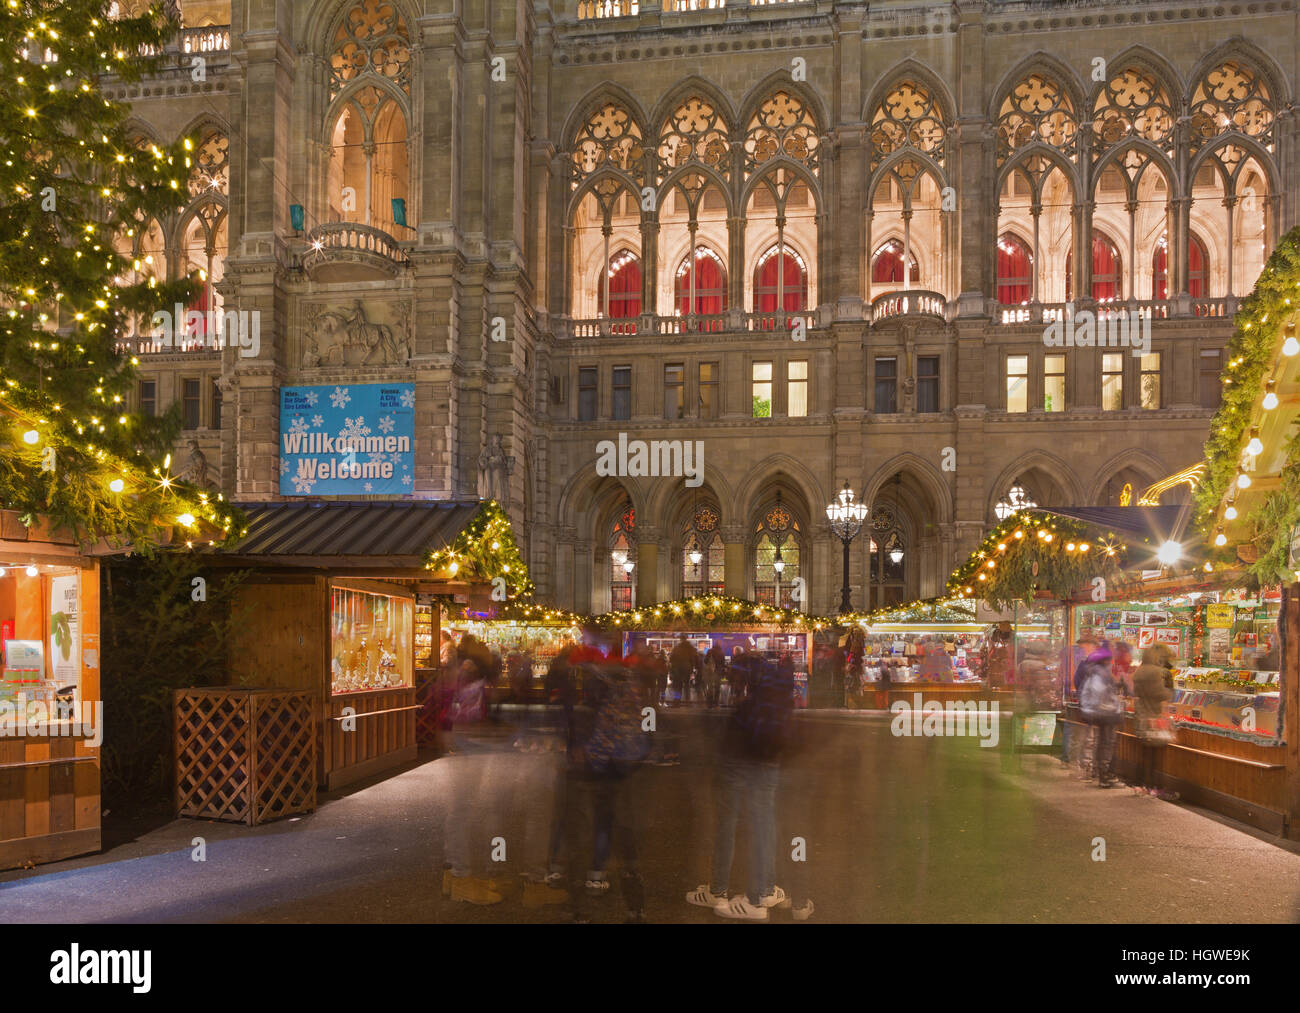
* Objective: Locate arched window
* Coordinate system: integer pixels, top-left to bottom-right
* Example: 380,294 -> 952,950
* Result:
675,246 -> 728,316
657,95 -> 729,183
598,249 -> 642,318
325,1 -> 412,231
867,499 -> 906,611
573,101 -> 645,188
871,240 -> 919,285
870,79 -> 947,172
1065,232 -> 1123,302
609,503 -> 636,610
180,205 -> 228,348
753,499 -> 801,608
682,504 -> 725,597
1152,232 -> 1209,299
187,129 -> 229,197
327,86 -> 409,230
753,244 -> 807,313
996,233 -> 1033,304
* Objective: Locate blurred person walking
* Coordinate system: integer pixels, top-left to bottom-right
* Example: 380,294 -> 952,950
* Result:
1078,643 -> 1124,787
686,653 -> 794,921
670,634 -> 699,705
1132,645 -> 1177,799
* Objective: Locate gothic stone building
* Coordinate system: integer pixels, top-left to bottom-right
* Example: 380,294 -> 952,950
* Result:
109,0 -> 1300,615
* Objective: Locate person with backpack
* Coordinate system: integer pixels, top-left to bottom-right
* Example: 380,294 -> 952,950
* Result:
686,654 -> 794,921
1078,644 -> 1124,787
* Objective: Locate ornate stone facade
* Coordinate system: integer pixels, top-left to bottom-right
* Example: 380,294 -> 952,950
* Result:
115,0 -> 1300,614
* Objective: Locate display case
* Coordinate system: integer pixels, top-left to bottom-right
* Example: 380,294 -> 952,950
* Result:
329,584 -> 413,694
1073,588 -> 1282,744
414,602 -> 435,668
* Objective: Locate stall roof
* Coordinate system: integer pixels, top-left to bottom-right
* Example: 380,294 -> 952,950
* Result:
1036,505 -> 1189,544
216,500 -> 483,568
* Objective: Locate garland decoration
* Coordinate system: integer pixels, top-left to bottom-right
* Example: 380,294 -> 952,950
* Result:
1193,225 -> 1300,583
945,510 -> 1130,610
424,500 -> 534,598
589,595 -> 826,631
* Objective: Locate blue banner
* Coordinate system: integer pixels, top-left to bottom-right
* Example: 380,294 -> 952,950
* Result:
279,383 -> 415,496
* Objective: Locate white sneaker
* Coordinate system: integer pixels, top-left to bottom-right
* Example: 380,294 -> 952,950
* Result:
715,895 -> 769,921
757,885 -> 790,909
685,885 -> 727,908
792,899 -> 814,921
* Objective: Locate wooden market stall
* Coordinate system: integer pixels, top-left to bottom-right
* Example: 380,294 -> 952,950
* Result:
212,501 -> 492,790
0,511 -> 103,870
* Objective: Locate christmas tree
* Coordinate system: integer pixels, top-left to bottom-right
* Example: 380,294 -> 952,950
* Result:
0,0 -> 238,548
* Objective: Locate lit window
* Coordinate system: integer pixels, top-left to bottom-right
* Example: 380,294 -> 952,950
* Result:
787,361 -> 808,418
752,362 -> 773,418
1006,355 -> 1029,413
1140,352 -> 1161,409
1044,355 -> 1065,412
1102,353 -> 1124,410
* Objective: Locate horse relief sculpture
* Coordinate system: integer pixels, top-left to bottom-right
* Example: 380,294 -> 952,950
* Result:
301,300 -> 410,367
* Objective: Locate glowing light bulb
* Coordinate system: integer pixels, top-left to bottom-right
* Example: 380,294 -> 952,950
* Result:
1237,473 -> 1252,489
109,478 -> 124,492
1225,505 -> 1238,520
1284,336 -> 1300,357
1263,390 -> 1279,410
1156,540 -> 1182,566
1246,436 -> 1264,456
26,565 -> 39,577
177,512 -> 195,526
22,430 -> 38,444
1214,530 -> 1227,547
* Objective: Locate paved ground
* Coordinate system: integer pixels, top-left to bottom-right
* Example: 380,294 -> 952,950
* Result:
2,708 -> 1298,923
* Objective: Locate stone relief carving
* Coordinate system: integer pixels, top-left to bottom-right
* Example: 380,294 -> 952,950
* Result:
300,299 -> 412,368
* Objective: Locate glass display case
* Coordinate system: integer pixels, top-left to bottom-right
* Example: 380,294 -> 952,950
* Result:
329,584 -> 413,694
414,602 -> 435,668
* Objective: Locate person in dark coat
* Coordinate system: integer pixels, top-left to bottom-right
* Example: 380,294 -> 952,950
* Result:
1132,644 -> 1175,797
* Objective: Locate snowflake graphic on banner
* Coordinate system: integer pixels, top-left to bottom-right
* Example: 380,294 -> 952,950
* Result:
304,390 -> 319,407
292,466 -> 316,494
364,482 -> 373,492
378,415 -> 396,434
329,386 -> 351,409
401,474 -> 412,486
368,452 -> 387,465
279,458 -> 290,476
311,414 -> 324,428
399,389 -> 415,409
289,416 -> 309,436
338,417 -> 371,442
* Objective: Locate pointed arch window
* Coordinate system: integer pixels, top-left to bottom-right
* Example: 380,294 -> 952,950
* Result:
870,79 -> 947,172
1065,232 -> 1123,302
676,246 -> 728,316
1189,60 -> 1274,152
871,240 -> 919,285
610,503 -> 636,610
1091,66 -> 1174,154
572,102 -> 645,188
753,244 -> 808,314
598,249 -> 642,318
657,95 -> 729,183
187,129 -> 229,197
1153,232 -> 1209,299
745,90 -> 820,176
327,85 -> 409,230
753,500 -> 801,608
996,233 -> 1033,305
682,505 -> 725,598
996,72 -> 1078,165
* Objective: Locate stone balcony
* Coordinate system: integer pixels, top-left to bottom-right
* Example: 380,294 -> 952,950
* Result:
300,223 -> 410,282
560,309 -> 820,338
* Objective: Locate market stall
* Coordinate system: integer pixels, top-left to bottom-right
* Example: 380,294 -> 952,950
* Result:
621,627 -> 813,706
215,501 -> 500,790
0,512 -> 103,870
442,614 -> 583,703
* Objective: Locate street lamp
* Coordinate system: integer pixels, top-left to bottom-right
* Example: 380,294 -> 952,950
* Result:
826,480 -> 869,613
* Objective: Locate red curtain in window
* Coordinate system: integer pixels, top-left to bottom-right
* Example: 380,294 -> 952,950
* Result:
1153,235 -> 1208,300
753,248 -> 807,312
871,242 -> 919,285
1090,234 -> 1121,301
996,234 -> 1032,305
185,282 -> 210,344
1064,233 -> 1123,302
676,249 -> 728,316
598,253 -> 642,318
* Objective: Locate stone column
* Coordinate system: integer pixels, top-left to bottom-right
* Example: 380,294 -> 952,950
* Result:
723,524 -> 748,598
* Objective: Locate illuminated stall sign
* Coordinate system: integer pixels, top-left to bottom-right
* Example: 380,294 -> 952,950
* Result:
280,383 -> 415,496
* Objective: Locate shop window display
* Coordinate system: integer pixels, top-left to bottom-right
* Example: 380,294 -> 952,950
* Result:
1073,588 -> 1282,744
0,562 -> 84,712
330,585 -> 413,694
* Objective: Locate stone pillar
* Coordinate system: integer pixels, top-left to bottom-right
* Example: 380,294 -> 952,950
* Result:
723,525 -> 747,598
637,539 -> 659,608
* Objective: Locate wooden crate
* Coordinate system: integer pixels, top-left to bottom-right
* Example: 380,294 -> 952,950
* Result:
174,687 -> 317,825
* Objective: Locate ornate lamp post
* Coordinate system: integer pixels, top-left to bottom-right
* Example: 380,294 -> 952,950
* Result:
826,480 -> 869,613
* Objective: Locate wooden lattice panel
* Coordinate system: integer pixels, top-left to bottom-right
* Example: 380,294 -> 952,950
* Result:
174,688 -> 317,826
414,673 -> 441,746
